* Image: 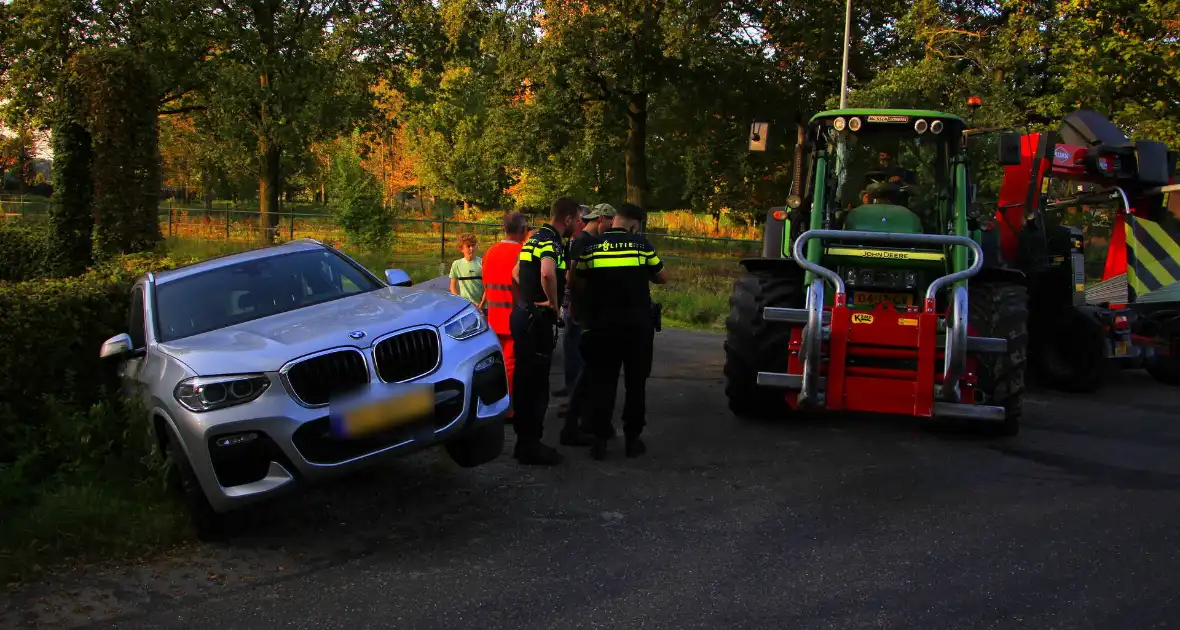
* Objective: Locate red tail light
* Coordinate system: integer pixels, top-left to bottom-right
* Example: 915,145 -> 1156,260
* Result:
1114,315 -> 1129,330
772,210 -> 787,221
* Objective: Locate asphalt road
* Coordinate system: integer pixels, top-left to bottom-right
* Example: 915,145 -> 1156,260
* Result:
5,328 -> 1180,629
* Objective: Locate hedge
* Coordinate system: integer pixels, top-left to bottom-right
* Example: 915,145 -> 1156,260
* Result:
0,253 -> 194,505
0,224 -> 54,282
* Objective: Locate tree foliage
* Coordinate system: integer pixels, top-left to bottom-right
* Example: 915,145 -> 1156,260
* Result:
47,67 -> 94,275
3,0 -> 1178,250
324,132 -> 392,249
75,48 -> 163,258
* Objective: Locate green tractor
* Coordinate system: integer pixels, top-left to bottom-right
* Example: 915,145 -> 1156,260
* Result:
724,109 -> 1028,435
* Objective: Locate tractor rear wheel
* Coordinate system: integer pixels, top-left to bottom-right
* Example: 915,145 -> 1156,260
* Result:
968,282 -> 1029,437
724,265 -> 805,419
1146,341 -> 1180,385
1031,307 -> 1106,393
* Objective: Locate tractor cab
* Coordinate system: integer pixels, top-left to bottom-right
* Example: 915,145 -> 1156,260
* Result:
807,110 -> 967,310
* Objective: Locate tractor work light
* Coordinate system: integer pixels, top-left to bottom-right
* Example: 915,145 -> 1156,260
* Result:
930,120 -> 944,134
848,117 -> 862,131
914,119 -> 929,134
833,117 -> 847,131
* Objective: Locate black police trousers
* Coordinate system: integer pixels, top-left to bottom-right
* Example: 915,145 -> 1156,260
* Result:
580,325 -> 654,440
510,305 -> 558,444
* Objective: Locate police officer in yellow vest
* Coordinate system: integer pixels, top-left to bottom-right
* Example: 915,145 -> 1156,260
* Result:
510,196 -> 582,466
573,202 -> 668,459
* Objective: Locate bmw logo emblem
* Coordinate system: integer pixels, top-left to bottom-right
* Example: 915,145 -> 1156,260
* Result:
348,331 -> 366,340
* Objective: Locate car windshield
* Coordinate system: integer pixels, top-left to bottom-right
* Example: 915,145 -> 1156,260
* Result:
154,249 -> 382,342
824,125 -> 953,223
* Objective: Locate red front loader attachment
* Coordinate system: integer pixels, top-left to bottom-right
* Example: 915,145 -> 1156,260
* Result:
756,230 -> 1010,423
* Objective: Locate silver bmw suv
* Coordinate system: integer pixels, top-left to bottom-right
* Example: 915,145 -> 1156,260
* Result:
98,239 -> 509,537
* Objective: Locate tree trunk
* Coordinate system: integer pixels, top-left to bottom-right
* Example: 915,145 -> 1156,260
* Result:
625,92 -> 649,213
259,139 -> 281,243
202,168 -> 214,210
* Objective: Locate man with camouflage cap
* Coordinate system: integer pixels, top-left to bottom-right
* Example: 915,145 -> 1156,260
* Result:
554,202 -> 617,445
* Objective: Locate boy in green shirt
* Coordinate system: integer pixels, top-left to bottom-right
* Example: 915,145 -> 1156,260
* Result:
449,232 -> 485,309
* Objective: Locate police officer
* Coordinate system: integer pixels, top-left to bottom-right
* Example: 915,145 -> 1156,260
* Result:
509,196 -> 582,466
575,202 -> 668,460
559,202 -> 617,446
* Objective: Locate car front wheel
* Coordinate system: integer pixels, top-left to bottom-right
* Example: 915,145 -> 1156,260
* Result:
165,429 -> 229,541
444,419 -> 505,468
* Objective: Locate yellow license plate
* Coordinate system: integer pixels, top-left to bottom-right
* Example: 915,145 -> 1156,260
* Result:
1114,340 -> 1131,356
334,385 -> 435,438
852,291 -> 914,307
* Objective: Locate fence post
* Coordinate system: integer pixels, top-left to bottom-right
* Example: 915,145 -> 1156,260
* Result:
168,204 -> 173,237
439,220 -> 447,276
225,206 -> 231,241
289,211 -> 295,241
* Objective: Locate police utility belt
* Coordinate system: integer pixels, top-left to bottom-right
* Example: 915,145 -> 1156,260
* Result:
516,298 -> 561,355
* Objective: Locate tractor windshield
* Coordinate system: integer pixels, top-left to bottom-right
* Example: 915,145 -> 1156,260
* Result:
822,124 -> 954,230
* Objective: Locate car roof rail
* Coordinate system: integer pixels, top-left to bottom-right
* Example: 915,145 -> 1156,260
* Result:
287,237 -> 324,246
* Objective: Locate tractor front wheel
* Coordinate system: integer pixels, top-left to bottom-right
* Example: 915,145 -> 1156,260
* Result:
968,282 -> 1029,437
724,265 -> 805,419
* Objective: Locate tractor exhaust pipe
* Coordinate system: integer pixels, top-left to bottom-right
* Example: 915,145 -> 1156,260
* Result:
790,122 -> 806,201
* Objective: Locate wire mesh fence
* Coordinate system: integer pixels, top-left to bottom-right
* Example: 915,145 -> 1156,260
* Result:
0,197 -> 762,281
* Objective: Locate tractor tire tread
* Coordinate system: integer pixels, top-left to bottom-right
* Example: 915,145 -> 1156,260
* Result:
1146,352 -> 1180,385
969,281 -> 1029,437
724,267 -> 804,419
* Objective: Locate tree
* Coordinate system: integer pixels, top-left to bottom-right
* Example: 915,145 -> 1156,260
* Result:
324,132 -> 392,249
500,0 -> 802,213
49,65 -> 94,274
1,0 -> 214,269
75,48 -> 162,258
360,81 -> 419,210
0,127 -> 36,190
198,0 -> 393,241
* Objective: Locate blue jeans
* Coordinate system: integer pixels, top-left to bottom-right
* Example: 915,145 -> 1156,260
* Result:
563,312 -> 583,390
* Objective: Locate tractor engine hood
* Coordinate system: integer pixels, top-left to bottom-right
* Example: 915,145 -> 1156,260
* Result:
843,204 -> 924,234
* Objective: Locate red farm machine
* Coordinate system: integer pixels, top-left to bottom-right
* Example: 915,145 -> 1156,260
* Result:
990,110 -> 1180,391
724,106 -> 1179,436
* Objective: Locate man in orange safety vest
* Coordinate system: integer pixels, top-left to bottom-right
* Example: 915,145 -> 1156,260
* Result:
482,211 -> 530,418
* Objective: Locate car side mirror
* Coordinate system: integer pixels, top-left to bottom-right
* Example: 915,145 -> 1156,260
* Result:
998,132 -> 1023,166
385,269 -> 412,287
99,333 -> 135,360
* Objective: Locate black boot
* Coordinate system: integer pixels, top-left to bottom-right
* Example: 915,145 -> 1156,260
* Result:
625,437 -> 646,458
560,430 -> 594,447
514,441 -> 564,466
590,438 -> 608,461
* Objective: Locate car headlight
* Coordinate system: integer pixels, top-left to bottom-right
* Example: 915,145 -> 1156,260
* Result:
443,306 -> 488,341
174,374 -> 271,412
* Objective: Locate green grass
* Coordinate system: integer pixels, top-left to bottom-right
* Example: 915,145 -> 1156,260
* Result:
652,258 -> 737,332
0,476 -> 187,585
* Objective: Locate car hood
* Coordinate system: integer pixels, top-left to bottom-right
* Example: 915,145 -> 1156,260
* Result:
158,286 -> 471,376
